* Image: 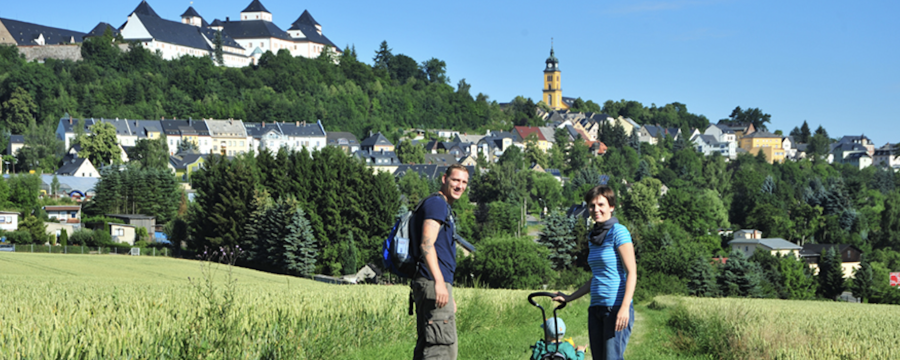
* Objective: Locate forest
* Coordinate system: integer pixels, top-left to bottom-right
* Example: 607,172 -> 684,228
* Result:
0,31 -> 898,304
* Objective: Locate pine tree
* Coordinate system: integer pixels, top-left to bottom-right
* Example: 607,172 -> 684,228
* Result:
778,254 -> 817,300
817,247 -> 845,300
851,254 -> 874,303
342,230 -> 359,275
538,210 -> 577,270
718,250 -> 764,297
635,160 -> 652,182
59,229 -> 68,247
283,205 -> 317,277
688,256 -> 719,297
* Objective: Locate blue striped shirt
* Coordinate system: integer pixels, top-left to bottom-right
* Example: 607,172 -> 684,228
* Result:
587,223 -> 632,307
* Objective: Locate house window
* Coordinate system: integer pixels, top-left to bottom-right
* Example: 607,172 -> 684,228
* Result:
115,228 -> 124,236
547,75 -> 552,82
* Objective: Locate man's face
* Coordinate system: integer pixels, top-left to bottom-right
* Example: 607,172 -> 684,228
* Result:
441,169 -> 469,202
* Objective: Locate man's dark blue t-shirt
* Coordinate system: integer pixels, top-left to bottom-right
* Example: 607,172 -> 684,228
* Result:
412,195 -> 457,284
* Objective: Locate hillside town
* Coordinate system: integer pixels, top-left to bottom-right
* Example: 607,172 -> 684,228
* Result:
1,0 -> 899,308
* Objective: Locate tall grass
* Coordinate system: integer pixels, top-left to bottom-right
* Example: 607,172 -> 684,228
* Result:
0,253 -> 588,359
655,295 -> 900,360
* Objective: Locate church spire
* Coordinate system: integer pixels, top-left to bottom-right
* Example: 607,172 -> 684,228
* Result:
545,38 -> 559,71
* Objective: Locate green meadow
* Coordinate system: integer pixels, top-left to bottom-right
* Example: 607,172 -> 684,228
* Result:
0,253 -> 896,359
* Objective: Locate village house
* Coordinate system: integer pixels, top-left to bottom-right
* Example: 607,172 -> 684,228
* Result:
873,143 -> 899,170
728,229 -> 802,258
326,132 -> 360,154
206,119 -> 249,156
0,211 -> 19,232
44,205 -> 81,223
739,131 -> 785,164
800,244 -> 863,278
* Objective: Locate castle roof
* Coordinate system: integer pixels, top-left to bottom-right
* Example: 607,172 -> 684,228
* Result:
130,0 -> 160,18
0,17 -> 85,45
181,6 -> 201,18
242,0 -> 271,13
290,10 -> 319,28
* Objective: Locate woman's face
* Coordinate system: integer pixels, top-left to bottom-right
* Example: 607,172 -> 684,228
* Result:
588,195 -> 615,223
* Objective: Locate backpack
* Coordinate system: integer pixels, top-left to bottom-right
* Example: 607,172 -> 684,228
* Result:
382,193 -> 444,278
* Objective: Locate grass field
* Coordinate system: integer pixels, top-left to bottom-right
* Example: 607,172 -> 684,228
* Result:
2,253 -> 896,359
0,253 -> 596,359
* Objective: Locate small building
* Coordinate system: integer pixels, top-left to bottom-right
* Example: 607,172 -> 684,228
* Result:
728,237 -> 802,258
800,244 -> 863,278
55,155 -> 99,177
110,223 -> 137,246
6,135 -> 24,156
326,132 -> 360,154
43,205 -> 81,223
0,211 -> 20,232
106,214 -> 156,240
360,132 -> 395,152
168,152 -> 206,182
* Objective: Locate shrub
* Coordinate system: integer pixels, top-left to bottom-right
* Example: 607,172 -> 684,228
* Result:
457,235 -> 554,290
4,230 -> 33,244
69,229 -> 93,246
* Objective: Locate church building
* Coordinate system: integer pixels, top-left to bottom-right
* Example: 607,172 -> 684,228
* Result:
543,45 -> 569,111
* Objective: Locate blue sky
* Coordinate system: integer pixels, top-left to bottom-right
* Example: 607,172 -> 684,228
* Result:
5,0 -> 899,145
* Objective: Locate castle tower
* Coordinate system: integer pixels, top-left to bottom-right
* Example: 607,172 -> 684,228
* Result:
543,42 -> 567,110
180,7 -> 203,27
241,0 -> 273,22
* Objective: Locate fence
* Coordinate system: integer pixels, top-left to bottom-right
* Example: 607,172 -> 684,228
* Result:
7,245 -> 172,257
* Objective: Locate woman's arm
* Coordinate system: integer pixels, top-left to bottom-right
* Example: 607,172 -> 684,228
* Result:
553,279 -> 591,303
615,242 -> 637,331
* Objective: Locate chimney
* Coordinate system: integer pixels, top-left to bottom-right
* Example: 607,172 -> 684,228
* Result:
262,122 -> 265,128
296,121 -> 299,126
68,118 -> 72,125
189,117 -> 192,126
226,16 -> 230,22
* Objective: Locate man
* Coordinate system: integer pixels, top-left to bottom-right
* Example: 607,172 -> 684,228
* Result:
412,164 -> 469,360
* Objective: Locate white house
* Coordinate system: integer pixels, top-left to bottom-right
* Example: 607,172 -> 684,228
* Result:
245,120 -> 326,154
205,119 -> 249,156
873,143 -> 900,170
0,211 -> 19,232
55,155 -> 99,178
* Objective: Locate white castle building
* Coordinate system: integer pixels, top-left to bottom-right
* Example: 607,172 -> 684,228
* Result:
119,0 -> 341,67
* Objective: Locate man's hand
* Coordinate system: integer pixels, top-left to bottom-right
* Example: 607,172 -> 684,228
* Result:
434,281 -> 449,308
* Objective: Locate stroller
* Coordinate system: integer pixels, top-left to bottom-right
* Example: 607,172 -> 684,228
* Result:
528,292 -> 569,360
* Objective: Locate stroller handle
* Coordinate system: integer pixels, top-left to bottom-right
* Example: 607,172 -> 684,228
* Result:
528,292 -> 567,310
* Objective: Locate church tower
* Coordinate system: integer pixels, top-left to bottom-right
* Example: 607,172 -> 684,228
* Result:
543,43 -> 567,110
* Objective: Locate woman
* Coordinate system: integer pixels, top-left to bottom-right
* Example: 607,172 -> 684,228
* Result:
554,185 -> 637,360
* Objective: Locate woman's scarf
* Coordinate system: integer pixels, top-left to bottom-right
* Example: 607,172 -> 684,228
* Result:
589,216 -> 618,246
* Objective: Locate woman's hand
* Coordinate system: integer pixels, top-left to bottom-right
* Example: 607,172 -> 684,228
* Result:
615,306 -> 630,331
551,292 -> 568,303
576,345 -> 587,352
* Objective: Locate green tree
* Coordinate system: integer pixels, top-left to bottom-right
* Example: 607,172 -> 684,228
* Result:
59,228 -> 68,247
50,175 -> 60,197
851,254 -> 874,303
729,106 -> 771,132
7,174 -> 41,210
687,256 -> 719,297
807,126 -> 831,160
395,138 -> 425,164
190,155 -> 259,250
457,235 -> 554,289
523,134 -> 549,169
817,247 -> 845,300
1,87 -> 37,134
129,137 -> 169,170
421,58 -> 448,84
778,254 -> 817,300
623,178 -> 660,226
18,215 -> 48,244
538,210 -> 576,270
75,122 -> 121,166
213,30 -> 224,66
17,123 -> 63,174
397,170 -> 430,207
566,136 -> 591,174
717,250 -> 765,298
